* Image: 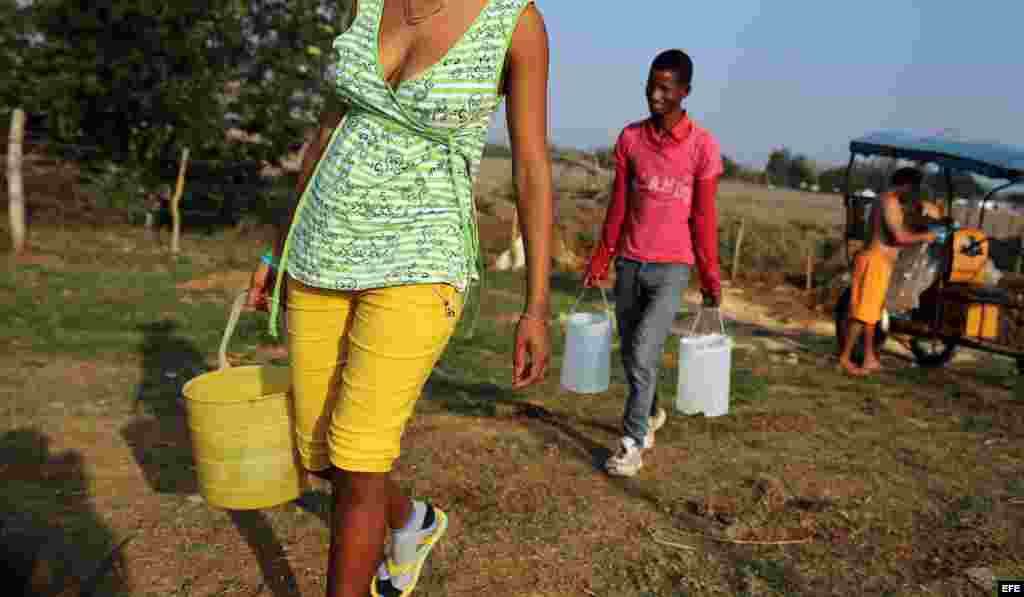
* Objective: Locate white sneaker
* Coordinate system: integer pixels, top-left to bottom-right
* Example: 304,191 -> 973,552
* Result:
371,503 -> 448,597
606,436 -> 644,477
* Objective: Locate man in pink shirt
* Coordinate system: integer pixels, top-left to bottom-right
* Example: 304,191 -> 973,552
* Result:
584,49 -> 724,477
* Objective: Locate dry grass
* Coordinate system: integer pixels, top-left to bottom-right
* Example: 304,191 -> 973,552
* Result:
1,222 -> 1023,596
2,156 -> 1024,595
477,157 -> 844,226
480,156 -> 1024,283
477,158 -> 850,283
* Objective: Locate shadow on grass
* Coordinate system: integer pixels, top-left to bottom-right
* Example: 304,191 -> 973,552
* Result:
119,320 -> 302,597
423,373 -> 615,465
0,429 -> 131,596
422,362 -> 808,595
228,511 -> 301,596
729,554 -> 809,597
422,372 -> 674,515
550,270 -> 586,299
422,374 -> 516,418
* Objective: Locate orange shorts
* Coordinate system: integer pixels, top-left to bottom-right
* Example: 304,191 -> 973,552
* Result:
850,249 -> 894,325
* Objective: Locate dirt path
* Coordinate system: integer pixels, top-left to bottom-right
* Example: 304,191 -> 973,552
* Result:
679,282 -> 992,368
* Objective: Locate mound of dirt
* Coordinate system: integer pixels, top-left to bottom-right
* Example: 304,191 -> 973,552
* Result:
1,152 -> 131,225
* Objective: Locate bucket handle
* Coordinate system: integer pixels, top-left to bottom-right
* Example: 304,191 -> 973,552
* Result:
218,291 -> 250,371
688,306 -> 727,337
568,285 -> 612,318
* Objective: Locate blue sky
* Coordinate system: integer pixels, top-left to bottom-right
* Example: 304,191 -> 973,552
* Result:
487,1 -> 1024,170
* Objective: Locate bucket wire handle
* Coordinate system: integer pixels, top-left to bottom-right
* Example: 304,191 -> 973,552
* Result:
218,291 -> 250,371
568,285 -> 612,318
688,306 -> 727,337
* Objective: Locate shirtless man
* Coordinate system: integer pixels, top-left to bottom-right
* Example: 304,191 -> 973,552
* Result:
839,167 -> 940,376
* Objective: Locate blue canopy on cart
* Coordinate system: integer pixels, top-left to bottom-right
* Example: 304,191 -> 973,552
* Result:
850,130 -> 1024,182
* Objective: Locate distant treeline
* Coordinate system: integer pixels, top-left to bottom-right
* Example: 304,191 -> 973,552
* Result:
483,142 -> 1001,200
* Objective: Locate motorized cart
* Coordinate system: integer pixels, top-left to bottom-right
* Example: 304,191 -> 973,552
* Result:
834,130 -> 1024,371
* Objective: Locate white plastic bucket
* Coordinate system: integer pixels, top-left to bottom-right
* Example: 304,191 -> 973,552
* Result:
676,308 -> 732,417
560,286 -> 614,394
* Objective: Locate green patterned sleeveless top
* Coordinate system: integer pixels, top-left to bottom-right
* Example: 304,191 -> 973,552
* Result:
269,0 -> 535,338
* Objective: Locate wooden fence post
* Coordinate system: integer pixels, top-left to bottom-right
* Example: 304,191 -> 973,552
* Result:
510,206 -> 525,270
732,218 -> 746,281
805,243 -> 815,292
7,108 -> 27,255
170,147 -> 190,254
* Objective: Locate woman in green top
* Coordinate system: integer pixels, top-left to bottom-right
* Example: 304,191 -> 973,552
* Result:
247,1 -> 552,596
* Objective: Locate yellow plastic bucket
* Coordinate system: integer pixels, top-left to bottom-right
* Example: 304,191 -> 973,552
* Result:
181,292 -> 304,510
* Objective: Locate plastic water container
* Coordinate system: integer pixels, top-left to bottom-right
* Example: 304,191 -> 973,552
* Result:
561,312 -> 613,393
676,309 -> 732,417
561,286 -> 615,394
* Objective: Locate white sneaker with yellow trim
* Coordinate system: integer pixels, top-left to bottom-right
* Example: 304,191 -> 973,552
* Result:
371,503 -> 448,597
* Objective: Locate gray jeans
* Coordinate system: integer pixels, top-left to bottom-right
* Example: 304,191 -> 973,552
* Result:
614,258 -> 690,446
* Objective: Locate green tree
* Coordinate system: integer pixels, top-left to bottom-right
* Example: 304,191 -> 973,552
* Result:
787,154 -> 815,189
818,166 -> 847,193
722,154 -> 739,179
0,0 -> 36,115
765,147 -> 792,187
18,0 -> 346,176
765,147 -> 817,189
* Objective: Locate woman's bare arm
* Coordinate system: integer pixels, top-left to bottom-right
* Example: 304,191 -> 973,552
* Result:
504,3 -> 553,318
273,105 -> 346,255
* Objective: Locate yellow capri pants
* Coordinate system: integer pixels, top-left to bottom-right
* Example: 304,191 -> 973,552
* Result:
286,276 -> 463,474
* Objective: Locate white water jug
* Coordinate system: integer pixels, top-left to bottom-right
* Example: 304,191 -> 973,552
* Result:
560,287 -> 614,394
676,308 -> 732,417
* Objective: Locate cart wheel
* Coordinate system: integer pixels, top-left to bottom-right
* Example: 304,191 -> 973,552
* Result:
833,287 -> 888,363
909,337 -> 958,368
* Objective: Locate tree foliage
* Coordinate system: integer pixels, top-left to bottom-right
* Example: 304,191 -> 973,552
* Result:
722,154 -> 739,179
765,147 -> 816,189
0,0 -> 35,111
8,0 -> 350,178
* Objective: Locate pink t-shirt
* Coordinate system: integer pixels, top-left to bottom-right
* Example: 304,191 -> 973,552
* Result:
609,116 -> 723,264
